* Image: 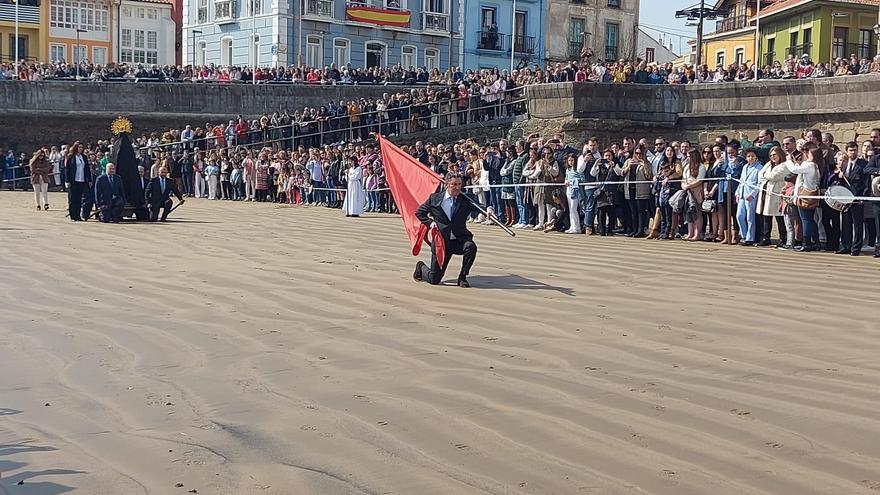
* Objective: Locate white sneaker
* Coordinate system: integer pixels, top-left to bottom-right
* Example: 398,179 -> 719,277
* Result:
481,220 -> 492,225
524,224 -> 534,229
531,225 -> 542,231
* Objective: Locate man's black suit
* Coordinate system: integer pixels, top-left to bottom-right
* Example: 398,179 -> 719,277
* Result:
145,176 -> 183,221
414,191 -> 480,285
831,158 -> 867,254
94,173 -> 126,222
65,154 -> 93,220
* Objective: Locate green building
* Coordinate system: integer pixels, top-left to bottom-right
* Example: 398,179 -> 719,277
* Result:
757,0 -> 880,66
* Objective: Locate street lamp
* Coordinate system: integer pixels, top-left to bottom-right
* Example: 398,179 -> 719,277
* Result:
76,28 -> 88,79
13,0 -> 18,78
114,0 -> 122,63
191,29 -> 203,66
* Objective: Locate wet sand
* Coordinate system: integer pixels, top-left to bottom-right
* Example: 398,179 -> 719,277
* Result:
2,190 -> 880,495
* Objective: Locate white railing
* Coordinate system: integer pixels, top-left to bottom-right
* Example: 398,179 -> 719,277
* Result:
214,0 -> 235,22
422,11 -> 448,32
305,0 -> 333,17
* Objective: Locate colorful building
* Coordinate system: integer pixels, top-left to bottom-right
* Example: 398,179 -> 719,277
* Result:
757,0 -> 880,66
700,0 -> 762,69
1,0 -> 42,63
544,0 -> 639,64
461,0 -> 544,71
183,0 -> 461,70
42,0 -> 112,65
113,0 -> 176,65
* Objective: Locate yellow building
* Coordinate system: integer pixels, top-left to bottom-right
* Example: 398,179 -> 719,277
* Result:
0,0 -> 42,64
699,0 -> 762,69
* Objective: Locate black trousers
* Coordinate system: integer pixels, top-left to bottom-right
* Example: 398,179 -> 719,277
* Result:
100,199 -> 125,222
874,204 -> 880,255
821,203 -> 840,250
758,214 -> 787,244
419,237 -> 478,285
598,205 -> 616,235
628,198 -> 651,235
841,204 -> 865,253
150,199 -> 173,221
68,181 -> 89,220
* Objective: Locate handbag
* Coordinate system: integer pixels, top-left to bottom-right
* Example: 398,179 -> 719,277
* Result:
701,199 -> 717,213
669,190 -> 687,213
795,186 -> 819,210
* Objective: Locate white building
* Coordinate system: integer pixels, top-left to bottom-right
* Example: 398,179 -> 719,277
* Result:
114,0 -> 176,65
637,28 -> 678,65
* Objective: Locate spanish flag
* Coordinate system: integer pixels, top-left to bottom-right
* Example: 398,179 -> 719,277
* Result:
346,5 -> 411,27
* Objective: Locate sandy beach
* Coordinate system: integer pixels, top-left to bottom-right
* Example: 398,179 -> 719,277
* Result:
2,190 -> 880,495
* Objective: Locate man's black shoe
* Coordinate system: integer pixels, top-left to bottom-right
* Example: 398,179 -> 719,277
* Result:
457,277 -> 470,288
413,261 -> 425,282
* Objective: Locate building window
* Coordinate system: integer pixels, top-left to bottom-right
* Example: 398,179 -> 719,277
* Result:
93,46 -> 107,65
788,31 -> 798,57
384,0 -> 404,10
481,7 -> 496,30
604,22 -> 619,61
50,0 -> 109,32
645,47 -> 655,63
220,37 -> 233,65
197,0 -> 208,23
73,44 -> 87,64
136,7 -> 145,18
247,0 -> 262,16
121,5 -> 131,16
50,43 -> 67,62
365,41 -> 386,68
197,40 -> 207,65
333,37 -> 350,66
147,8 -> 157,19
422,0 -> 448,32
214,0 -> 234,21
425,47 -> 438,71
569,17 -> 585,59
121,28 -> 159,64
251,33 -> 260,67
306,0 -> 333,17
832,26 -> 847,60
716,50 -> 725,68
734,47 -> 744,65
859,29 -> 872,60
607,0 -> 620,7
306,35 -> 323,67
401,45 -> 416,68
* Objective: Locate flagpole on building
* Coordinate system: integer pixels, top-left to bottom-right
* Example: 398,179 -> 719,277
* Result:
509,0 -> 516,73
14,0 -> 19,78
754,0 -> 761,81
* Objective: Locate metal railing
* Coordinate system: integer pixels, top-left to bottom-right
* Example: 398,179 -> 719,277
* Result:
604,45 -> 618,62
305,0 -> 333,17
477,31 -> 536,53
787,43 -> 813,58
569,40 -> 583,60
831,42 -> 876,61
715,14 -> 747,33
422,11 -> 448,32
764,51 -> 776,66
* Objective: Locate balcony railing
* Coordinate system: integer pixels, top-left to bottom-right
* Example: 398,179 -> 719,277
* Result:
832,42 -> 876,61
305,0 -> 332,17
764,51 -> 776,66
714,14 -> 747,33
477,31 -> 536,53
214,0 -> 235,21
787,43 -> 813,58
569,39 -> 584,59
604,44 -> 618,62
422,11 -> 448,32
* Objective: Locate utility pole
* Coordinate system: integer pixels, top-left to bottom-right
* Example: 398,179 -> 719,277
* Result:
510,0 -> 516,73
754,0 -> 761,80
675,2 -> 726,70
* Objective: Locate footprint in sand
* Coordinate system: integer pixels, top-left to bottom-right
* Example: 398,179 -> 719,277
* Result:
483,337 -> 498,342
299,425 -> 317,431
584,366 -> 602,371
377,421 -> 388,426
730,408 -> 751,416
596,314 -> 612,320
454,443 -> 469,450
765,442 -> 783,449
659,469 -> 680,483
861,480 -> 880,491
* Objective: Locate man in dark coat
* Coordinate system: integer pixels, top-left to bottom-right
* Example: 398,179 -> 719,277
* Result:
145,165 -> 184,222
94,163 -> 126,222
413,173 -> 484,288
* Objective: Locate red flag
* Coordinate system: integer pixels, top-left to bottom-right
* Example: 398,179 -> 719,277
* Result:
378,134 -> 444,260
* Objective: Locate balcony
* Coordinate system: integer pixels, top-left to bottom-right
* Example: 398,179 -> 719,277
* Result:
787,43 -> 813,59
305,0 -> 333,18
764,51 -> 776,66
569,38 -> 584,59
714,14 -> 747,33
604,44 -> 618,62
214,0 -> 235,23
477,31 -> 536,53
422,11 -> 448,32
832,42 -> 877,61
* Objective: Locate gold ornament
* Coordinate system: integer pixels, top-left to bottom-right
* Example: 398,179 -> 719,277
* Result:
111,116 -> 133,135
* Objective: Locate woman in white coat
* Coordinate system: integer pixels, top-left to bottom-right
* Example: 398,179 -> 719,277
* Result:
342,157 -> 365,217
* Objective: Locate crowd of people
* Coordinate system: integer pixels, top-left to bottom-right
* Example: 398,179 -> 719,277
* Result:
5,50 -> 879,87
24,122 -> 880,259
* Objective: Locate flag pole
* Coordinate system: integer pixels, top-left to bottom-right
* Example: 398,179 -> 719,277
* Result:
459,192 -> 516,237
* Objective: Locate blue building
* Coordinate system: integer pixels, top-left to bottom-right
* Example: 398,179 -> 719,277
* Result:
183,0 -> 461,70
461,0 -> 544,71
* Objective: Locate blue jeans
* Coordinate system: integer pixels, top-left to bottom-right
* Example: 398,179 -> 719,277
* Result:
489,186 -> 503,223
182,172 -> 192,195
736,198 -> 757,242
515,186 -> 526,225
312,181 -> 326,204
798,207 -> 819,246
325,177 -> 337,205
583,188 -> 597,231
